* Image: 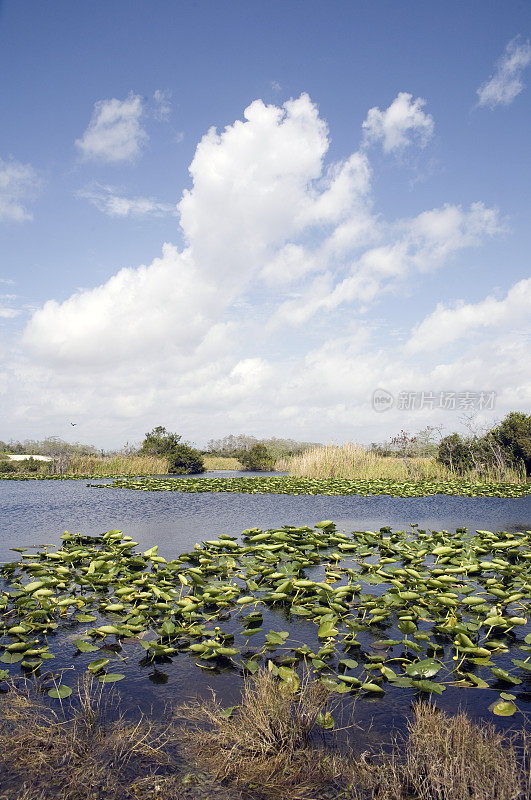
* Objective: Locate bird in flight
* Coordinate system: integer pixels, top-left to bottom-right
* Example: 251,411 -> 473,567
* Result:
69,422 -> 77,426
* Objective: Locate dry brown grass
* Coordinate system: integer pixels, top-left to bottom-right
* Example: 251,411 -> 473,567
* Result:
344,702 -> 530,800
278,443 -> 449,480
0,676 -> 183,800
176,669 -> 342,799
1,674 -> 529,800
177,675 -> 531,800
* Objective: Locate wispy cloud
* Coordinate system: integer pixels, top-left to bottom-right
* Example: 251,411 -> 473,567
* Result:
477,37 -> 531,108
0,307 -> 20,319
0,157 -> 41,222
77,183 -> 178,218
153,89 -> 172,121
76,92 -> 148,163
362,92 -> 434,153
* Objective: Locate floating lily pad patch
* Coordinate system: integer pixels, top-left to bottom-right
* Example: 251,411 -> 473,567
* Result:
0,523 -> 529,714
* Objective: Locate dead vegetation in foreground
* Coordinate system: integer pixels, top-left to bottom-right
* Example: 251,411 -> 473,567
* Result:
0,671 -> 529,800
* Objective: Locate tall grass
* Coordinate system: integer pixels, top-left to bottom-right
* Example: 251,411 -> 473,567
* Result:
177,669 -> 335,799
0,676 -> 182,800
278,442 -> 526,483
66,454 -> 169,476
203,455 -> 243,470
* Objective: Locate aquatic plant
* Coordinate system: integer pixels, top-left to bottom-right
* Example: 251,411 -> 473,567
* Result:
93,474 -> 531,497
1,522 -> 530,716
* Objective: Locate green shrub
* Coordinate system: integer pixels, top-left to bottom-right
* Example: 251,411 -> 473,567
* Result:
168,444 -> 205,474
437,412 -> 530,477
237,444 -> 275,471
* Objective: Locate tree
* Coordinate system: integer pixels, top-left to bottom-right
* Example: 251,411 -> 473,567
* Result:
491,412 -> 531,476
140,426 -> 205,474
437,433 -> 475,474
167,443 -> 205,474
140,426 -> 183,457
237,444 -> 275,471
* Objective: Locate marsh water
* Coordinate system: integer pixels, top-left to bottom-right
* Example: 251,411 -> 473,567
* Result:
1,471 -> 530,743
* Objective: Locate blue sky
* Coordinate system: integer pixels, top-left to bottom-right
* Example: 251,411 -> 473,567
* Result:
0,0 -> 530,448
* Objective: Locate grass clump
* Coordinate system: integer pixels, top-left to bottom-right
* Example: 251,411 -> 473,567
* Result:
355,702 -> 530,800
0,677 -> 182,800
177,669 -> 339,799
0,673 -> 529,800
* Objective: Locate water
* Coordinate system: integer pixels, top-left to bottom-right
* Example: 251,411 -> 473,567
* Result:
1,473 -> 530,740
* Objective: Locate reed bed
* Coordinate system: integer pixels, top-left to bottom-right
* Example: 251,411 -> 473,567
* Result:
203,455 -> 243,470
279,443 -> 526,483
66,454 -> 169,476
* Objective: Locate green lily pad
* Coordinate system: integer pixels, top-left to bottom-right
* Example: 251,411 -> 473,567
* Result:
48,685 -> 72,699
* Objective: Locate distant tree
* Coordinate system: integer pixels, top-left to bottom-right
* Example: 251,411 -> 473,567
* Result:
436,412 -> 531,477
237,444 -> 275,471
140,426 -> 204,474
167,443 -> 205,474
371,427 -> 438,459
140,426 -> 183,457
437,433 -> 475,474
491,411 -> 531,476
206,434 -> 321,459
206,434 -> 258,456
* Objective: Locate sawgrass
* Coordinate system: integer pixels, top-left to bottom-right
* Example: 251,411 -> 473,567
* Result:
176,672 -> 530,800
0,676 -> 183,800
177,669 -> 336,799
279,442 -> 526,483
203,455 -> 243,470
65,454 -> 169,476
351,702 -> 530,800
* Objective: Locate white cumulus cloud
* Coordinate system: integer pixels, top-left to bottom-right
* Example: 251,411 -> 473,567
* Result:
406,277 -> 531,353
25,94 -> 331,365
3,91 -> 526,445
362,92 -> 434,152
271,201 -> 502,328
0,157 -> 41,222
76,92 -> 148,162
477,37 -> 531,108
